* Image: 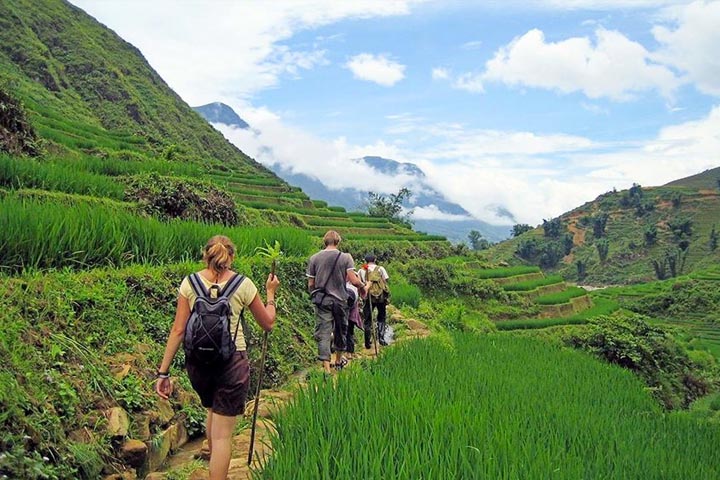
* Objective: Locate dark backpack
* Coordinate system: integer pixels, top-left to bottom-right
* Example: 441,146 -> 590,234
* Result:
346,285 -> 357,308
183,273 -> 245,365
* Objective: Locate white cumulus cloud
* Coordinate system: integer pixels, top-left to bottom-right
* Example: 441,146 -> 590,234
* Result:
480,28 -> 680,100
345,53 -> 406,86
69,0 -> 423,104
652,1 -> 720,96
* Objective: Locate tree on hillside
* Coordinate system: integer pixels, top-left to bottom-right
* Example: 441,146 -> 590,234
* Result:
619,183 -> 643,208
709,225 -> 718,251
562,233 -> 574,255
592,213 -> 609,238
596,239 -> 609,263
366,187 -> 413,228
512,224 -> 532,237
468,230 -> 490,251
644,224 -> 658,247
651,247 -> 689,280
542,217 -> 562,238
576,260 -> 587,282
668,216 -> 693,239
671,192 -> 683,208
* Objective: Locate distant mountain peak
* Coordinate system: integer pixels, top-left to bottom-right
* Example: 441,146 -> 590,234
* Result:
193,102 -> 249,129
362,156 -> 425,178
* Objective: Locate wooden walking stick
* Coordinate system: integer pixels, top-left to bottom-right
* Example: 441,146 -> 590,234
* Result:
248,242 -> 282,465
247,329 -> 269,465
368,280 -> 378,357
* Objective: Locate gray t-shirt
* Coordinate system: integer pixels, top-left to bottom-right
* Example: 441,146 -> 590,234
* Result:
306,249 -> 355,302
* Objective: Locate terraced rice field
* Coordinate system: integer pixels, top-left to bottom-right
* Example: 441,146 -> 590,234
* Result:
464,264 -> 597,329
262,334 -> 720,479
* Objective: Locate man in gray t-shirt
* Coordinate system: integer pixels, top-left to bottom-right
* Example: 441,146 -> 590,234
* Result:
307,230 -> 367,374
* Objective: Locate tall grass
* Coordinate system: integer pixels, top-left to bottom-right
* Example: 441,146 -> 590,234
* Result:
535,286 -> 587,305
0,197 -> 313,272
471,265 -> 541,278
0,154 -> 125,199
389,282 -> 421,308
262,334 -> 720,479
502,274 -> 564,291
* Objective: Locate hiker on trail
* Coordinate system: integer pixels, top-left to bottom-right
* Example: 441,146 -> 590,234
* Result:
307,230 -> 368,374
155,235 -> 279,480
359,254 -> 390,347
344,277 -> 364,359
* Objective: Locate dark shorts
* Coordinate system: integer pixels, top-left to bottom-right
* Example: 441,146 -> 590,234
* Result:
186,351 -> 250,417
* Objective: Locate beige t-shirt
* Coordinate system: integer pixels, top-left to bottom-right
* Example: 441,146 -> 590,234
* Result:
179,273 -> 258,351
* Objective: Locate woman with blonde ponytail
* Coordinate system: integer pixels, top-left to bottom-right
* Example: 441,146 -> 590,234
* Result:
155,235 -> 279,480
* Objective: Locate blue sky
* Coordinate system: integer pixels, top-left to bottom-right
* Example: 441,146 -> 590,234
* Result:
71,1 -> 720,225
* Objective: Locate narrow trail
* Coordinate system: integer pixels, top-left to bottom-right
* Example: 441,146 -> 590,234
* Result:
151,310 -> 430,479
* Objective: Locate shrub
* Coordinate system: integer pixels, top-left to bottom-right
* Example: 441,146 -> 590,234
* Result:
395,259 -> 455,294
124,172 -> 238,225
592,213 -> 609,238
668,216 -> 693,239
512,223 -> 532,237
542,217 -> 562,238
563,313 -> 710,409
596,238 -> 609,263
644,224 -> 657,246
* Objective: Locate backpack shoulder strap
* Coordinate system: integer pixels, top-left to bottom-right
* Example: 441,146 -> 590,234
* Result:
188,273 -> 210,299
219,273 -> 246,299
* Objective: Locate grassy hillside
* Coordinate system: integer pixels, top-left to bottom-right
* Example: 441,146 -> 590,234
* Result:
666,166 -> 720,190
0,0 -> 265,171
480,171 -> 720,285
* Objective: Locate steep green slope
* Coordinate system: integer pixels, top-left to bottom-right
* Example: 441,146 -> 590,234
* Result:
666,166 -> 720,191
0,0 -> 266,172
481,170 -> 720,285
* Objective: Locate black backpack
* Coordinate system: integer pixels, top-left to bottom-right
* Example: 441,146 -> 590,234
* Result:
183,273 -> 245,365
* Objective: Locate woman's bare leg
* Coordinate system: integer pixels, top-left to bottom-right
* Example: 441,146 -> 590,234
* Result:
208,412 -> 237,480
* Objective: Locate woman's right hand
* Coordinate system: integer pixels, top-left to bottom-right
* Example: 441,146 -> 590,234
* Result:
155,377 -> 173,399
266,273 -> 280,295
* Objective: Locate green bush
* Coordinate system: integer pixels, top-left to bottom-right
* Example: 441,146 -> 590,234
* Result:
395,259 -> 456,294
124,172 -> 238,225
563,313 -> 711,409
623,279 -> 720,318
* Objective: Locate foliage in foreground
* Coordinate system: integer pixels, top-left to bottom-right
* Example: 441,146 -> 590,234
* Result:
262,334 -> 720,479
0,258 -> 316,479
563,313 -> 716,409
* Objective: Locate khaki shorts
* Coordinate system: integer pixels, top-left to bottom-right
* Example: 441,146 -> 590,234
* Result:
186,351 -> 250,416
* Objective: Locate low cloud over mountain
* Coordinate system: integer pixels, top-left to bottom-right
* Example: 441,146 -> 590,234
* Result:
194,104 -> 512,242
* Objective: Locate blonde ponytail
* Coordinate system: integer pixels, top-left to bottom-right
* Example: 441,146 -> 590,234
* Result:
203,235 -> 235,274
